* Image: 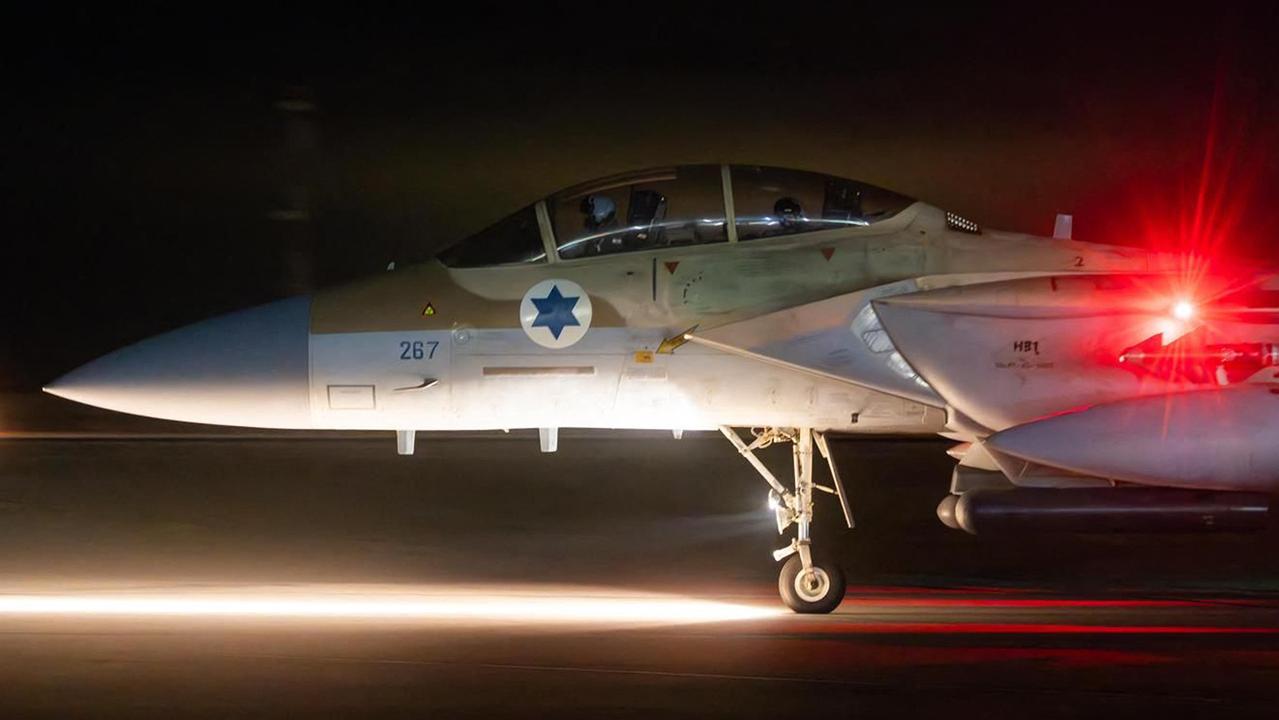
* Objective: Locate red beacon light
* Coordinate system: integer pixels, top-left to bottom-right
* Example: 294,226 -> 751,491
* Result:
1119,330 -> 1278,386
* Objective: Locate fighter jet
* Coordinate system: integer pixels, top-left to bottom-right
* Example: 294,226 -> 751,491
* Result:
44,164 -> 1277,613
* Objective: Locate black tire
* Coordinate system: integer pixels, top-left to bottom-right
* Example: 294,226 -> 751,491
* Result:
777,554 -> 845,614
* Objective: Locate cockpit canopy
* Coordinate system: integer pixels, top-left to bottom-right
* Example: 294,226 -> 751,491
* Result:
436,165 -> 916,268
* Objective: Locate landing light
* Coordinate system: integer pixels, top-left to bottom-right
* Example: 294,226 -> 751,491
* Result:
1172,299 -> 1196,321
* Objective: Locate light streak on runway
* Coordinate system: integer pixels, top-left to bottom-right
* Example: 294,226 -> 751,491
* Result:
0,583 -> 780,624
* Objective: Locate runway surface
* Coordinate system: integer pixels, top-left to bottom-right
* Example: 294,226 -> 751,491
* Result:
0,582 -> 1276,718
1,400 -> 1277,717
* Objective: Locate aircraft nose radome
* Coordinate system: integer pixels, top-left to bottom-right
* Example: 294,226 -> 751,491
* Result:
44,296 -> 313,429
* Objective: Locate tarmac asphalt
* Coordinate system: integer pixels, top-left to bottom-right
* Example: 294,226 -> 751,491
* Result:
0,582 -> 1275,718
0,398 -> 1276,717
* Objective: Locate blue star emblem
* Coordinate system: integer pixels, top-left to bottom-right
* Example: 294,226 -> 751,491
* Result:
530,284 -> 581,340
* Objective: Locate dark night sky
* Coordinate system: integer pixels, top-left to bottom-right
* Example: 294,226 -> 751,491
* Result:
4,3 -> 1278,390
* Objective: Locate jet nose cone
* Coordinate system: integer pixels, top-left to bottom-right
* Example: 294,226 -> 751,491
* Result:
45,296 -> 313,428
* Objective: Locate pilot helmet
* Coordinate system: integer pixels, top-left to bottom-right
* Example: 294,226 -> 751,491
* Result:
580,194 -> 617,230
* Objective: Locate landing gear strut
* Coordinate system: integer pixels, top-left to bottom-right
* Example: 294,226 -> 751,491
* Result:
720,426 -> 851,614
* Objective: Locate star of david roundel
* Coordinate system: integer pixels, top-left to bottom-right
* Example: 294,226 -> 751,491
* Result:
519,279 -> 593,349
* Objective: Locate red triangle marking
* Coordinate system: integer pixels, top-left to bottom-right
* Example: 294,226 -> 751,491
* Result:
820,247 -> 836,261
664,261 -> 680,274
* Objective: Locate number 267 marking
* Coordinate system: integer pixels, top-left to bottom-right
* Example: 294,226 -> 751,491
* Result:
399,340 -> 439,360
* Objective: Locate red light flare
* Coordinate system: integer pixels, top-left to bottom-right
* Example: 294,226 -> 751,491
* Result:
1090,48 -> 1278,409
809,622 -> 1279,636
1113,278 -> 1276,440
1128,60 -> 1274,285
799,639 -> 1176,669
843,597 -> 1199,609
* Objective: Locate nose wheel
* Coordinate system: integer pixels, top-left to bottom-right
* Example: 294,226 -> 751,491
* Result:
721,426 -> 853,614
778,554 -> 845,614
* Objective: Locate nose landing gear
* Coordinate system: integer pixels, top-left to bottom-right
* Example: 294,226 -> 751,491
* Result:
720,426 -> 851,613
779,554 -> 846,614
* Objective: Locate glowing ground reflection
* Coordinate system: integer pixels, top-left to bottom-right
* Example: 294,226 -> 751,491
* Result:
0,583 -> 781,625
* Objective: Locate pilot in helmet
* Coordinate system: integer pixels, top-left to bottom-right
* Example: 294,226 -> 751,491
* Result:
774,196 -> 803,230
580,194 -> 617,231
